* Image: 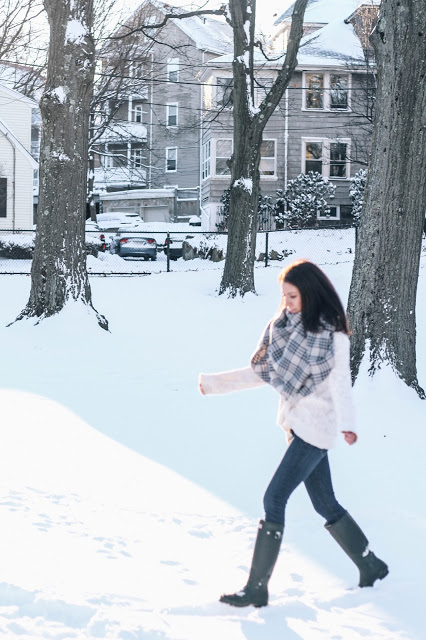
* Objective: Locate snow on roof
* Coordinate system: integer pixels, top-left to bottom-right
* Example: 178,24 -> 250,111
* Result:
129,1 -> 233,55
298,15 -> 365,65
208,14 -> 365,69
174,14 -> 233,54
275,0 -> 366,27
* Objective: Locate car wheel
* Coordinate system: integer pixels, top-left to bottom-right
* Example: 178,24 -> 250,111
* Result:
151,256 -> 157,261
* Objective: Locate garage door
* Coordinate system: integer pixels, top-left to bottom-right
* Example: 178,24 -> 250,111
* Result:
142,206 -> 169,223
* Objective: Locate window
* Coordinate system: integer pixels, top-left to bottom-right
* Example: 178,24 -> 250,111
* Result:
133,105 -> 144,123
104,146 -> 127,168
329,74 -> 349,109
318,205 -> 340,221
329,142 -> 347,177
305,73 -> 324,109
133,62 -> 145,79
305,142 -> 323,174
260,140 -> 276,177
166,147 -> 177,172
302,138 -> 350,179
216,77 -> 233,108
131,148 -> 144,168
317,205 -> 352,221
166,103 -> 178,127
202,140 -> 211,180
0,178 -> 7,217
214,139 -> 232,175
304,72 -> 350,111
167,58 -> 179,83
255,78 -> 274,108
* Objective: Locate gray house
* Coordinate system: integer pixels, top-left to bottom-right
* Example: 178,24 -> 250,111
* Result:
94,0 -> 233,222
199,0 -> 378,230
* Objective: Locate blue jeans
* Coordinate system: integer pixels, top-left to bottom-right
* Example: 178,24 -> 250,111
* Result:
263,433 -> 346,526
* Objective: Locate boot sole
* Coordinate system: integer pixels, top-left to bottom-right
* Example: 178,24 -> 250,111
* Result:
219,597 -> 268,608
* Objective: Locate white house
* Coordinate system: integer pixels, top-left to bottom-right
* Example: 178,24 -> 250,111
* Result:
0,83 -> 38,229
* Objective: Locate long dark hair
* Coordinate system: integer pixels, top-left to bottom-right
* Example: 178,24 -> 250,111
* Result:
278,259 -> 349,334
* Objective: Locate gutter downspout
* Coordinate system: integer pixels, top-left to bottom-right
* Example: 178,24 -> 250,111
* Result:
149,52 -> 153,189
283,87 -> 289,229
199,50 -> 205,223
284,87 -> 289,192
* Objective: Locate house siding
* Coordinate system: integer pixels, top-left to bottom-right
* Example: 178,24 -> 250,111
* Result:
0,86 -> 35,229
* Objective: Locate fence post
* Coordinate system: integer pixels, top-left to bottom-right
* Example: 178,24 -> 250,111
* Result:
166,232 -> 170,272
265,231 -> 269,268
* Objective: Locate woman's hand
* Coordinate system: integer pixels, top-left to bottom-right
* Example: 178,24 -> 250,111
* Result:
342,431 -> 357,445
199,382 -> 205,395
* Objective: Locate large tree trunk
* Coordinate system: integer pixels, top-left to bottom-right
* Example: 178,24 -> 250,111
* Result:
16,0 -> 107,328
347,0 -> 426,397
219,0 -> 308,297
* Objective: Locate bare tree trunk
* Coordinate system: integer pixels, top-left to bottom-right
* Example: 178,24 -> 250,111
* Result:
16,0 -> 107,329
219,0 -> 308,297
347,0 -> 426,397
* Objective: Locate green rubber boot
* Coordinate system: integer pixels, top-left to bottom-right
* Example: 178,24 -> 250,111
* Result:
325,512 -> 389,587
219,519 -> 283,608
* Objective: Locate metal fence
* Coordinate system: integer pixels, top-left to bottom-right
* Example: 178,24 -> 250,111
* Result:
0,226 -> 359,275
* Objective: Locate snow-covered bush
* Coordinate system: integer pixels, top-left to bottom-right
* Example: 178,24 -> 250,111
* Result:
0,234 -> 35,259
276,172 -> 336,229
349,168 -> 368,227
216,189 -> 230,232
216,188 -> 276,231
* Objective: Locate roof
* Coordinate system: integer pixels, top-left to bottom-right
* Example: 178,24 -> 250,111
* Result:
0,81 -> 38,108
174,14 -> 233,55
297,15 -> 364,65
129,1 -> 233,55
0,118 -> 39,169
275,0 -> 364,27
207,13 -> 365,69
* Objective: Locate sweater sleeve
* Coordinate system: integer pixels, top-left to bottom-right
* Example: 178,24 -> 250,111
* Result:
199,367 -> 267,395
328,333 -> 357,433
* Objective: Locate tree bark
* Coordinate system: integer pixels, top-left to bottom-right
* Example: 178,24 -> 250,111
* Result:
219,0 -> 308,297
347,0 -> 426,397
16,0 -> 107,329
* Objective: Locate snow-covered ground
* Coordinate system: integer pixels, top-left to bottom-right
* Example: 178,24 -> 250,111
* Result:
0,244 -> 424,639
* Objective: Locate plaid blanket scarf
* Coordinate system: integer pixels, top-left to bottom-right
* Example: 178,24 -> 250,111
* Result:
250,310 -> 335,399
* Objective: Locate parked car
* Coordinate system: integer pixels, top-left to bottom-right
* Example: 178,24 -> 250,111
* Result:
85,220 -> 107,251
163,236 -> 183,260
96,212 -> 142,232
110,232 -> 157,260
85,220 -> 101,232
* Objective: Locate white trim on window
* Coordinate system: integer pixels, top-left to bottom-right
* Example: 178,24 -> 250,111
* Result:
167,58 -> 179,83
133,104 -> 144,123
302,71 -> 352,112
317,204 -> 341,221
131,148 -> 144,168
260,139 -> 277,179
213,138 -> 233,177
166,147 -> 177,172
166,102 -> 178,127
301,137 -> 351,179
202,140 -> 211,180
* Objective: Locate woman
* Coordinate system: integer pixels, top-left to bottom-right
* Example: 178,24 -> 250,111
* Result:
199,260 -> 388,608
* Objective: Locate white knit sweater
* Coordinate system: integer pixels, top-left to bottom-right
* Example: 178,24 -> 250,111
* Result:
199,332 -> 356,450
